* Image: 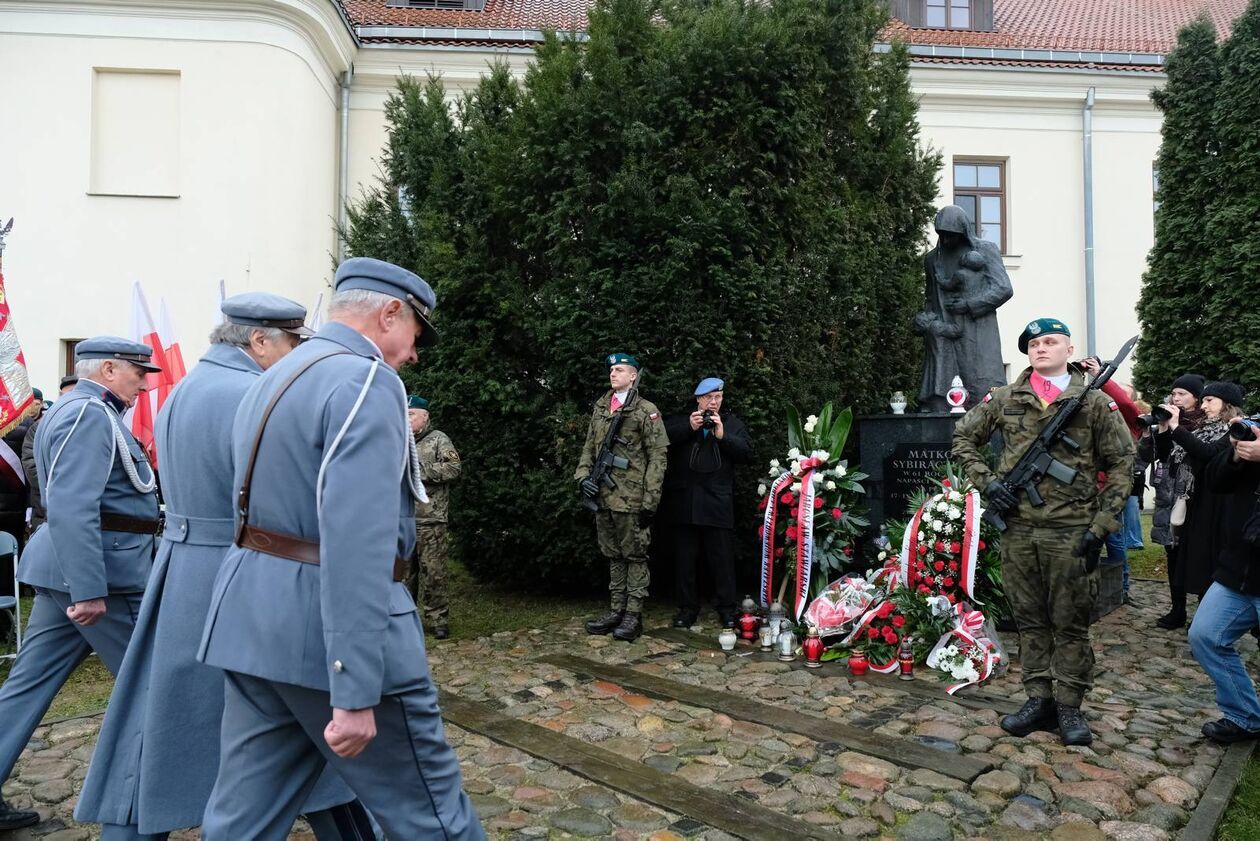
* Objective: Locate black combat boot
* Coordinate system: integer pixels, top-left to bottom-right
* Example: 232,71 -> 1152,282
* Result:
1000,698 -> 1059,737
1155,609 -> 1185,630
1057,703 -> 1094,746
0,797 -> 39,831
672,609 -> 697,628
585,610 -> 624,635
612,612 -> 643,642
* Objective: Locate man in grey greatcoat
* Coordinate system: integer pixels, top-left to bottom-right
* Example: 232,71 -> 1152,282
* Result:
0,338 -> 161,832
197,258 -> 483,840
915,205 -> 1013,411
75,295 -> 375,840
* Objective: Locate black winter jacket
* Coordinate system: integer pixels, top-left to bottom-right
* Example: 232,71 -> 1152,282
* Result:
660,410 -> 753,529
1206,449 -> 1260,597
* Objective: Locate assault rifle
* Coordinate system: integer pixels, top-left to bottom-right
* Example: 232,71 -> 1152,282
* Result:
579,369 -> 644,513
983,335 -> 1139,532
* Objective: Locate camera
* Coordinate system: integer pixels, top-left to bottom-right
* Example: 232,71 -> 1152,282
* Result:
1229,416 -> 1260,442
1135,405 -> 1173,430
701,409 -> 716,429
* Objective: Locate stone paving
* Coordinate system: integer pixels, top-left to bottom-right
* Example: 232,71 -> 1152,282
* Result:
1,578 -> 1253,839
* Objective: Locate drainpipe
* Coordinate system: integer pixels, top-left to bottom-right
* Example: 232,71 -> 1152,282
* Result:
337,67 -> 353,263
1082,86 -> 1097,357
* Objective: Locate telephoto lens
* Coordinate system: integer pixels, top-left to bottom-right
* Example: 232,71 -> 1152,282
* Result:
1229,417 -> 1260,442
1152,405 -> 1173,423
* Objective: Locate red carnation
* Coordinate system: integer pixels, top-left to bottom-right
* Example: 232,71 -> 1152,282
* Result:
882,627 -> 898,644
933,561 -> 944,572
867,626 -> 879,639
917,544 -> 928,556
758,497 -> 769,511
950,541 -> 961,554
785,526 -> 798,540
918,584 -> 930,594
843,546 -> 853,556
892,615 -> 906,628
813,497 -> 824,510
948,561 -> 958,572
775,548 -> 784,557
878,602 -> 894,618
942,479 -> 951,488
946,592 -> 957,604
831,507 -> 842,519
934,541 -> 946,553
781,492 -> 794,505
943,577 -> 955,588
978,540 -> 987,550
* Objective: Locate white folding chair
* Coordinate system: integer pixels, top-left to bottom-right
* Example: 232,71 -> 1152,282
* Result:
0,531 -> 20,661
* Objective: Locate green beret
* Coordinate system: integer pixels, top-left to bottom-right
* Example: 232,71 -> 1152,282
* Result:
407,395 -> 430,410
1018,318 -> 1071,354
606,352 -> 640,369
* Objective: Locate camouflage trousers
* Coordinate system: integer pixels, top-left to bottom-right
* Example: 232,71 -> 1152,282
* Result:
406,523 -> 450,627
595,510 -> 650,613
1002,522 -> 1100,706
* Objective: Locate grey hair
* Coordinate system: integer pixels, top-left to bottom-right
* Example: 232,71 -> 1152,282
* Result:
208,321 -> 286,349
74,358 -> 106,379
329,288 -> 397,317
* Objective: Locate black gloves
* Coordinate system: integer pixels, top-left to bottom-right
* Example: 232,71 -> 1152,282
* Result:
638,509 -> 656,529
984,479 -> 1017,513
579,478 -> 600,498
1075,530 -> 1105,573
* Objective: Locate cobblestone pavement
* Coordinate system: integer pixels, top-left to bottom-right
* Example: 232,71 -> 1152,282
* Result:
1,579 -> 1251,839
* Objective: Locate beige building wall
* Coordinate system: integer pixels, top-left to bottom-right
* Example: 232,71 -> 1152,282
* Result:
0,0 -> 353,389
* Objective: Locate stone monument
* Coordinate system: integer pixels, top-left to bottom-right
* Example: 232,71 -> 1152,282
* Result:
913,205 -> 1013,412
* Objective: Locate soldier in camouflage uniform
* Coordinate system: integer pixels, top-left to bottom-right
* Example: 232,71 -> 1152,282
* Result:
408,395 -> 461,640
576,353 -> 670,642
953,318 -> 1134,746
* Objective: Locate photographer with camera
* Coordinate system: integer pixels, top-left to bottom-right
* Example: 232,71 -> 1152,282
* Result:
661,378 -> 752,628
1145,374 -> 1206,628
1153,381 -> 1244,630
1187,419 -> 1260,742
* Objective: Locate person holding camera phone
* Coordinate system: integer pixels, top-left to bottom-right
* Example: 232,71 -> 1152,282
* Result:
1188,424 -> 1260,743
1153,381 -> 1243,630
661,378 -> 753,628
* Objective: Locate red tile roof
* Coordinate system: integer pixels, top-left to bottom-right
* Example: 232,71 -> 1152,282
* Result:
343,0 -> 1248,63
886,0 -> 1247,54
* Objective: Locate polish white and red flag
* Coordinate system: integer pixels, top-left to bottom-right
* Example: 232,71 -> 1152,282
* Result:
158,298 -> 186,387
127,283 -> 177,465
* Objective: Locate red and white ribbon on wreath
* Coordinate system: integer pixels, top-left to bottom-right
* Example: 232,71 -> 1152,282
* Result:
897,488 -> 984,602
926,602 -> 1000,694
758,470 -> 794,608
793,462 -> 818,621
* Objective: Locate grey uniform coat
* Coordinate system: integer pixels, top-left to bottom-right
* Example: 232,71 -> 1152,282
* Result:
75,344 -> 355,834
197,322 -> 481,840
20,379 -> 158,598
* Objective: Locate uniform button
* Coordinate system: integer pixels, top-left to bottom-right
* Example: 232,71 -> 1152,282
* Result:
333,660 -> 343,673
180,522 -> 187,532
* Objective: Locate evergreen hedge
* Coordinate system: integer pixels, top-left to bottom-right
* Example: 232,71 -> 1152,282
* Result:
344,0 -> 941,588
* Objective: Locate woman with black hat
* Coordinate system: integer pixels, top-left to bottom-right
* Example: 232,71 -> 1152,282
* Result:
1154,380 -> 1245,629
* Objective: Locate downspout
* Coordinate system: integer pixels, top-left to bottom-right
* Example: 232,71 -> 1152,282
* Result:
1082,86 -> 1097,356
337,67 -> 353,263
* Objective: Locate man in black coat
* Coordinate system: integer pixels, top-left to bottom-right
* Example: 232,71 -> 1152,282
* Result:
661,377 -> 753,628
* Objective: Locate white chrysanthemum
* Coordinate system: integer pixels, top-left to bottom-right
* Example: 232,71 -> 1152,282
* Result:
770,458 -> 781,468
942,523 -> 955,535
917,531 -> 926,543
787,447 -> 801,459
825,480 -> 836,491
946,507 -> 962,520
932,519 -> 944,531
834,465 -> 847,477
758,483 -> 767,496
804,421 -> 816,434
791,482 -> 802,493
814,449 -> 830,463
807,414 -> 818,425
935,502 -> 949,513
791,462 -> 802,476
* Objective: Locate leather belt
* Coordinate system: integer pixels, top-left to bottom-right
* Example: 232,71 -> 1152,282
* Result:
239,525 -> 406,582
101,513 -> 162,535
165,513 -> 236,547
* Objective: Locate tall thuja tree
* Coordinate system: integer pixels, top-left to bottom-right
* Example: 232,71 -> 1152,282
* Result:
1204,0 -> 1260,395
1134,17 -> 1219,398
346,0 -> 939,587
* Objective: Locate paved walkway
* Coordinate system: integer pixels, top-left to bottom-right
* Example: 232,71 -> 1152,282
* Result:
1,579 -> 1253,840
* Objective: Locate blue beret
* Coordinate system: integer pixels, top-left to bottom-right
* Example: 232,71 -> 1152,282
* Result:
1018,318 -> 1071,354
407,395 -> 430,410
75,336 -> 161,372
606,352 -> 640,369
694,377 -> 724,396
221,292 -> 314,337
334,257 -> 438,347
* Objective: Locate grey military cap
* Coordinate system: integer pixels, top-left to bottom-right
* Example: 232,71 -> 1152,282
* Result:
334,257 -> 438,347
221,292 -> 315,338
75,336 -> 161,372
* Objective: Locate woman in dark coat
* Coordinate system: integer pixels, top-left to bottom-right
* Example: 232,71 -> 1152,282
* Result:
1154,381 -> 1245,629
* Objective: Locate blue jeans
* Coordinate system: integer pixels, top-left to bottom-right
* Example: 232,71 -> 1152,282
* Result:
1122,495 -> 1144,548
1105,529 -> 1129,593
1189,582 -> 1260,731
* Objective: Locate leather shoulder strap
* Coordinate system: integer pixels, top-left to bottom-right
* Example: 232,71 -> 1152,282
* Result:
235,349 -> 352,542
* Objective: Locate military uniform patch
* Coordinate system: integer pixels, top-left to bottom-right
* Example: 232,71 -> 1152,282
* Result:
983,393 -> 993,403
648,412 -> 660,420
1107,400 -> 1118,412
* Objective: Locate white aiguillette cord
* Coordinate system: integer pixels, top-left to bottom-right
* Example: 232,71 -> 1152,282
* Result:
47,398 -> 157,494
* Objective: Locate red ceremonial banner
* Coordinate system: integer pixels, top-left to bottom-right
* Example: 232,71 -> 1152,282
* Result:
0,270 -> 38,440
